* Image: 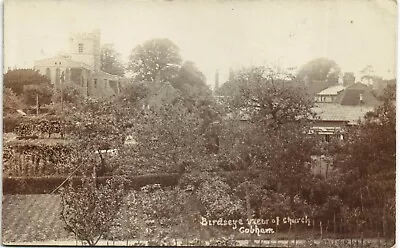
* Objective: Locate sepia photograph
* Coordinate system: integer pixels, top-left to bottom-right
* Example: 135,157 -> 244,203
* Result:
2,0 -> 397,246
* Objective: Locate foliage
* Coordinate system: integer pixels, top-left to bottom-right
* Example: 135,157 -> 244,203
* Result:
118,81 -> 150,107
3,173 -> 180,194
23,83 -> 53,108
333,83 -> 396,237
209,236 -> 239,246
52,82 -> 83,107
216,66 -> 316,211
14,117 -> 65,138
3,141 -> 73,177
196,174 -> 245,219
4,88 -> 25,115
62,98 -> 129,151
297,58 -> 341,84
101,44 -> 125,77
109,186 -> 195,242
4,68 -> 53,106
60,176 -> 124,246
116,101 -> 206,175
3,114 -> 25,133
171,61 -> 212,105
127,38 -> 182,82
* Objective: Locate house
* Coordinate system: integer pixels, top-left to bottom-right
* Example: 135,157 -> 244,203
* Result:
314,85 -> 345,103
34,29 -> 126,99
338,82 -> 380,106
311,103 -> 374,141
310,82 -> 380,141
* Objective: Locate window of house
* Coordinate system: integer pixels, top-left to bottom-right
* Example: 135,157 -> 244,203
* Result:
104,79 -> 107,87
94,79 -> 97,88
78,43 -> 84,53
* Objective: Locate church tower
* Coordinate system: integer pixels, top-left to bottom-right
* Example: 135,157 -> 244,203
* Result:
68,29 -> 101,71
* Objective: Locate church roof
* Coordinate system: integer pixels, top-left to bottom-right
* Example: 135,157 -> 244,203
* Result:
34,56 -> 93,70
93,70 -> 121,81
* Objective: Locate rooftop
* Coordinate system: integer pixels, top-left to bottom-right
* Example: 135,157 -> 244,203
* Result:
312,103 -> 374,124
317,85 -> 345,96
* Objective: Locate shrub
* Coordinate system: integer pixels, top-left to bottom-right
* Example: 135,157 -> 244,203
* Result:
3,173 -> 181,194
3,115 -> 24,133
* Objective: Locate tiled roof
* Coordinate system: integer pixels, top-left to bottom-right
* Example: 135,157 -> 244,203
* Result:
312,103 -> 374,124
317,85 -> 345,96
34,56 -> 92,70
339,89 -> 364,105
338,88 -> 380,106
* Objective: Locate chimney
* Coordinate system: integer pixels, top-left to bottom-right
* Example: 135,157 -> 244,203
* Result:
214,70 -> 219,91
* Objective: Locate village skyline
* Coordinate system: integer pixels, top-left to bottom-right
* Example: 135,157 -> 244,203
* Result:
4,0 -> 397,86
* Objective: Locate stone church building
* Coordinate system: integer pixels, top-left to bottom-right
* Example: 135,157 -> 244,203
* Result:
34,29 -> 125,98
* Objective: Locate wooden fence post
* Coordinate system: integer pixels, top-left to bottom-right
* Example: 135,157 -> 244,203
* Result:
361,231 -> 363,248
312,219 -> 315,242
276,221 -> 279,247
320,221 -> 323,240
377,232 -> 380,248
333,214 -> 336,238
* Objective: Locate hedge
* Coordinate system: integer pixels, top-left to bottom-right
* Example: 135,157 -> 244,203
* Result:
3,115 -> 24,133
3,173 -> 181,194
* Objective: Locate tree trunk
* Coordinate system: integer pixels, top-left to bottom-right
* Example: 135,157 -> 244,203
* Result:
36,93 -> 39,115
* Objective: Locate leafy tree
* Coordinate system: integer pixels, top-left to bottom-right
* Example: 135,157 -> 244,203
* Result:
360,65 -> 374,81
217,66 -> 316,212
4,69 -> 53,107
343,72 -> 356,86
3,88 -> 24,114
59,98 -> 134,245
297,58 -> 341,84
60,176 -> 124,246
334,82 -> 396,237
52,83 -> 84,109
116,101 -> 206,175
127,38 -> 182,82
171,61 -> 213,108
23,84 -> 53,110
101,44 -> 125,77
118,81 -> 150,107
172,61 -> 207,90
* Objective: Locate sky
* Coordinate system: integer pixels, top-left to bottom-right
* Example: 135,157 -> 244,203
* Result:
4,0 -> 397,87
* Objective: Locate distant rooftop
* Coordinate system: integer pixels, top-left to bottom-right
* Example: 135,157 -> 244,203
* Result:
317,85 -> 345,96
312,103 -> 374,124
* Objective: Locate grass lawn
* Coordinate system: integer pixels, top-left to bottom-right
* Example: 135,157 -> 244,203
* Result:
2,194 -> 72,243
